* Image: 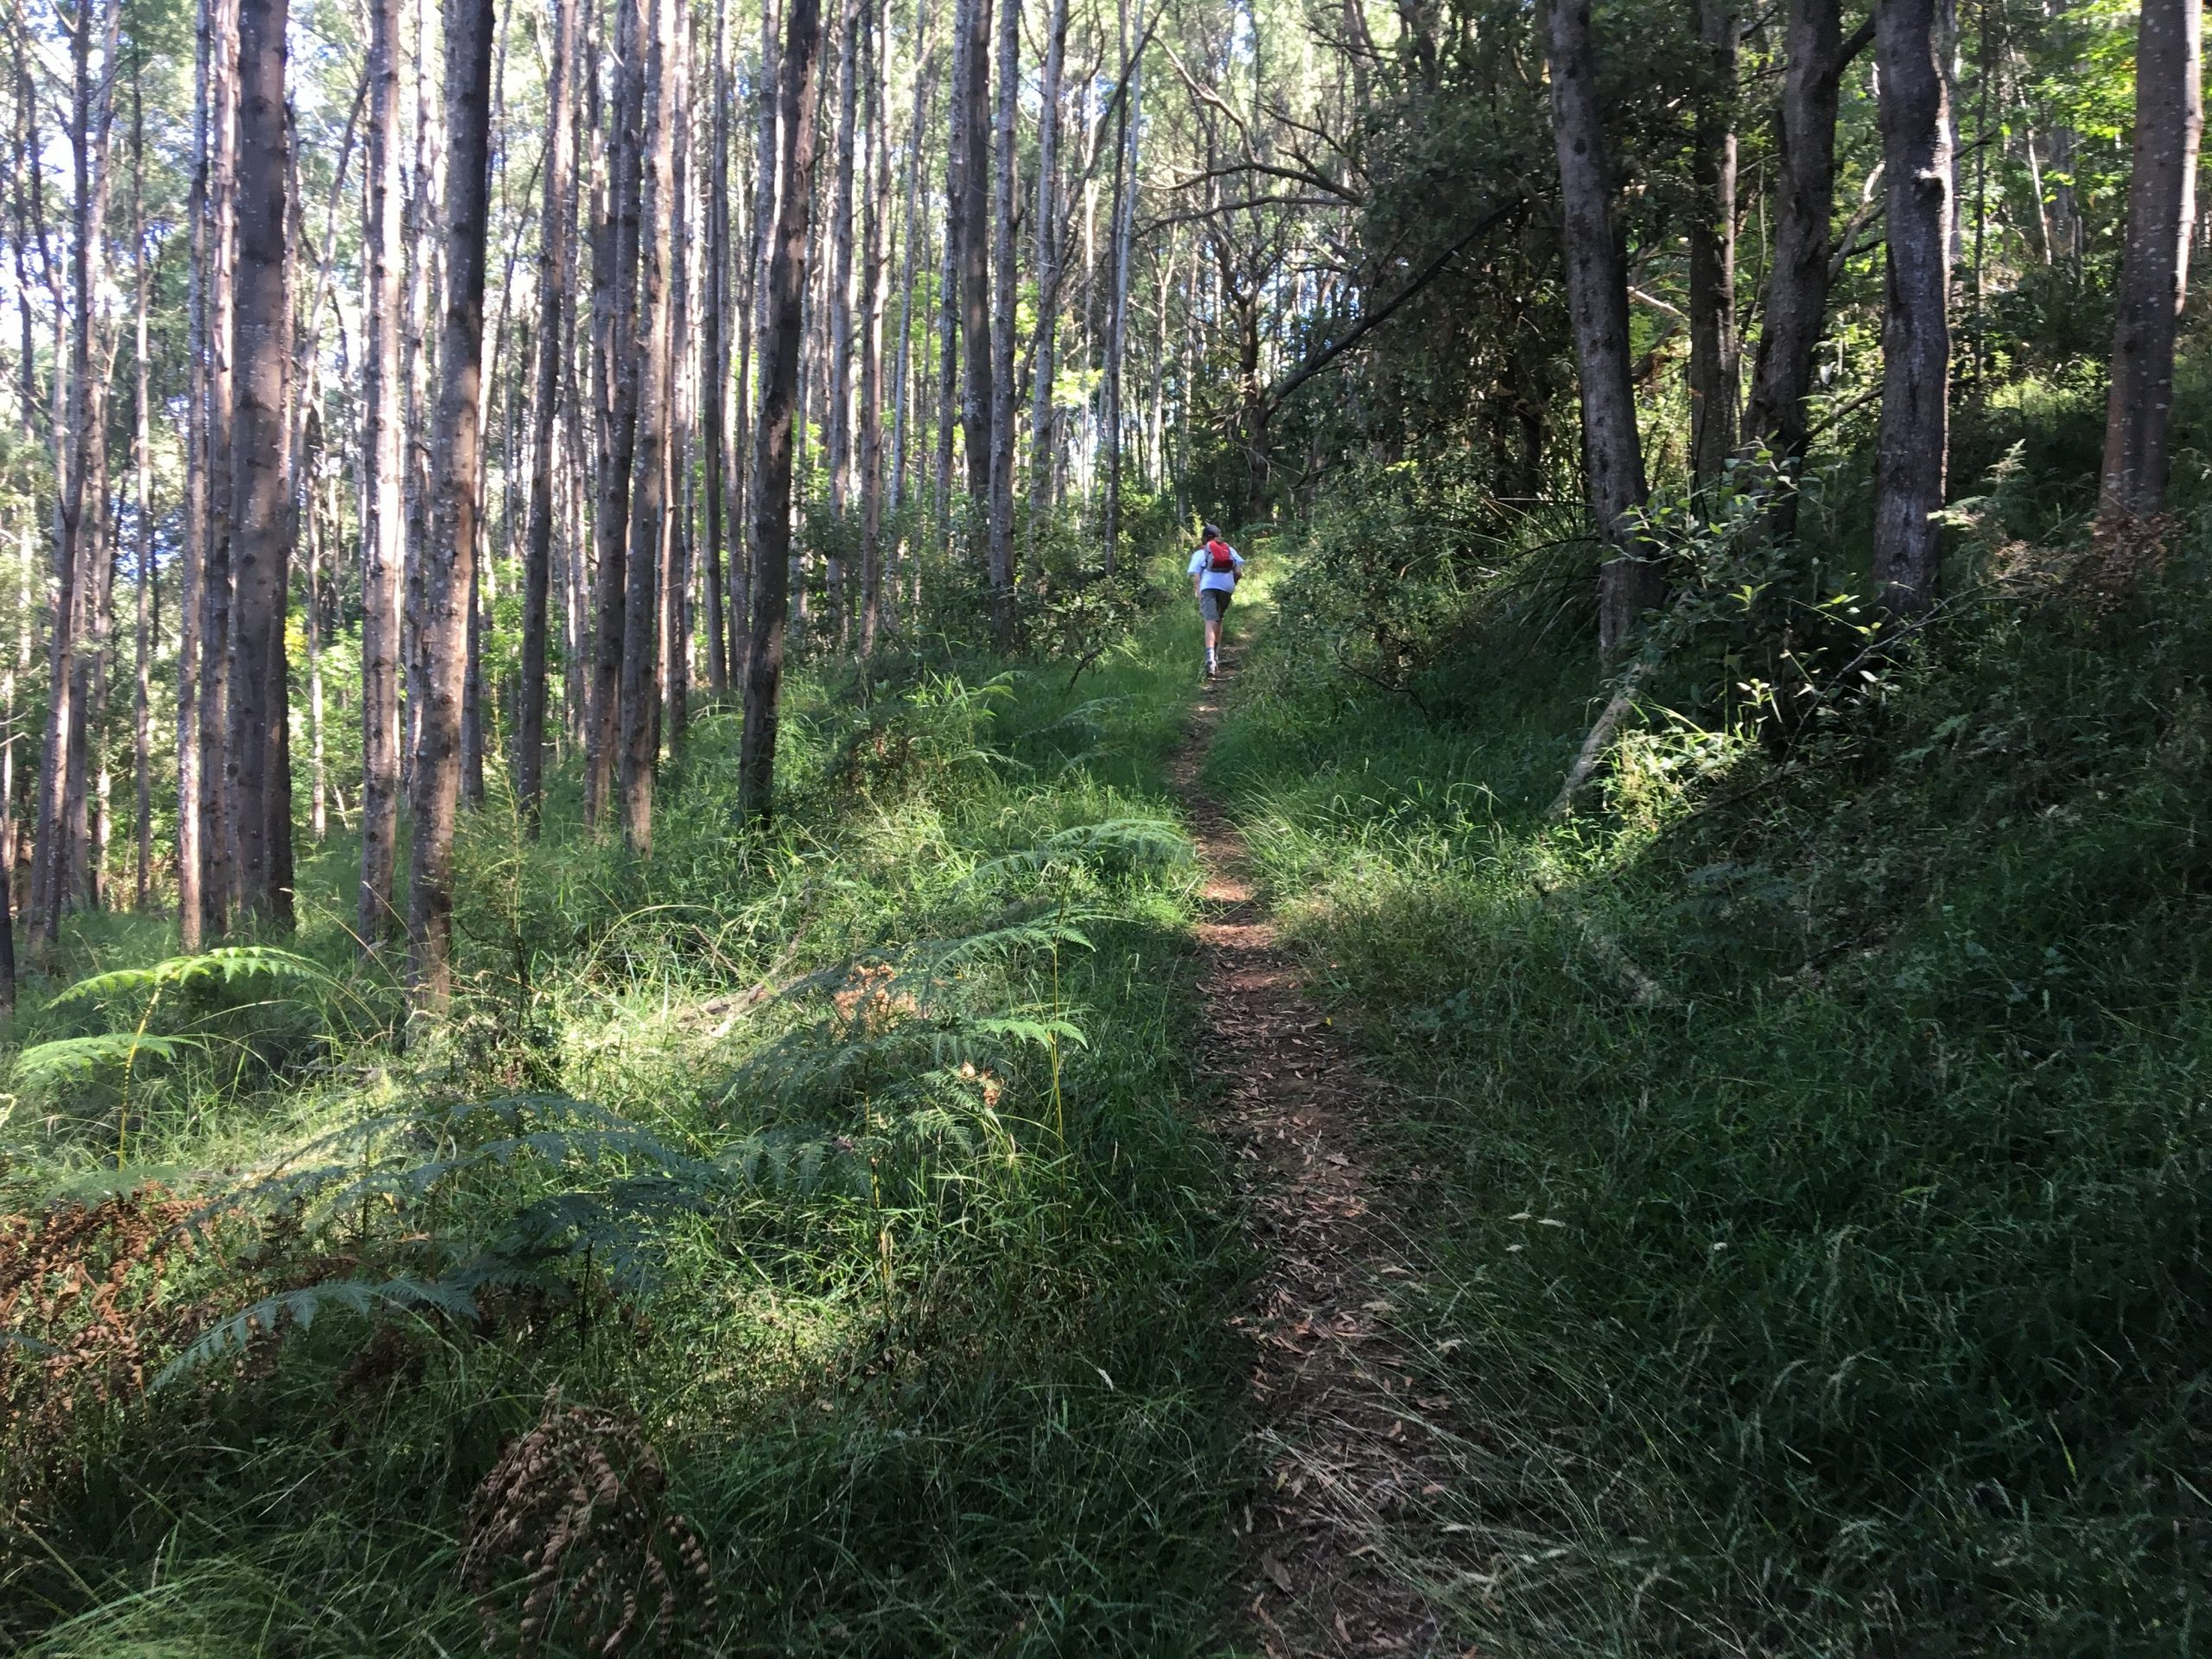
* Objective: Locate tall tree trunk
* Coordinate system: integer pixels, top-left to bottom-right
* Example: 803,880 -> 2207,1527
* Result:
406,0 -> 495,1006
200,0 -> 238,938
826,0 -> 861,539
37,0 -> 122,944
1547,0 -> 1654,659
857,0 -> 888,657
958,0 -> 995,550
518,0 -> 576,833
1870,0 -> 1954,612
588,0 -> 646,830
935,0 -> 969,544
226,0 -> 296,926
889,0 -> 932,520
739,0 -> 824,822
177,0 -> 212,951
1688,0 -> 1739,490
1027,0 -> 1069,550
700,0 -> 731,696
620,0 -> 677,852
359,0 -> 406,945
1101,0 -> 1141,570
2099,0 -> 2202,522
985,0 -> 1018,643
130,78 -> 153,912
1740,0 -> 1864,512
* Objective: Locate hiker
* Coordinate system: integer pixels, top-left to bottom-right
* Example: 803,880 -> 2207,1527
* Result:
1189,523 -> 1245,678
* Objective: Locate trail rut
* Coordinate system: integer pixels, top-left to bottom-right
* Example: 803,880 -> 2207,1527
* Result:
1173,653 -> 1469,1659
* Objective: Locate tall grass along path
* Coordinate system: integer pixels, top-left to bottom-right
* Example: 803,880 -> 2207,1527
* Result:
1176,645 -> 1476,1657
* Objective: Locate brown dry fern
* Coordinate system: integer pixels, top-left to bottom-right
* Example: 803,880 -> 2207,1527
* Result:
460,1389 -> 714,1657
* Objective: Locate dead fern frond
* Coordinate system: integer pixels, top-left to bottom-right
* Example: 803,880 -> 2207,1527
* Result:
460,1389 -> 715,1657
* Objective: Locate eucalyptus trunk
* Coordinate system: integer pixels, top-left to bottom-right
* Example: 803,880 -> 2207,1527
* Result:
2098,0 -> 2202,523
518,0 -> 577,832
1547,0 -> 1653,659
359,0 -> 405,943
1870,0 -> 1954,613
407,0 -> 495,1006
740,0 -> 824,822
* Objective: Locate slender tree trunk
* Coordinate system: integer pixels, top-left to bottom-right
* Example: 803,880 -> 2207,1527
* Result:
226,0 -> 296,926
857,0 -> 888,656
177,0 -> 212,951
518,0 -> 576,832
958,0 -> 994,550
1870,0 -> 1954,612
701,0 -> 731,696
1740,0 -> 1861,509
1027,0 -> 1069,550
935,0 -> 969,544
200,0 -> 238,938
38,0 -> 122,944
890,0 -> 933,520
359,0 -> 406,946
407,0 -> 496,1006
740,0 -> 824,822
620,0 -> 678,852
826,0 -> 861,538
1688,0 -> 1739,490
2099,0 -> 2202,522
1101,0 -> 1133,568
985,0 -> 1018,642
589,0 -> 646,829
130,79 -> 152,912
1547,0 -> 1654,659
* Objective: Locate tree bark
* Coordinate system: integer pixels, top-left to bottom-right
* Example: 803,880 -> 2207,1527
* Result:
1102,0 -> 1143,571
2099,0 -> 2202,522
407,0 -> 496,1006
826,0 -> 861,539
130,77 -> 152,912
359,0 -> 406,943
740,0 -> 824,822
1870,0 -> 1954,612
177,0 -> 212,951
37,0 -> 123,944
199,0 -> 238,938
1740,0 -> 1863,508
985,0 -> 1019,642
959,0 -> 995,551
857,0 -> 889,657
620,0 -> 677,852
935,0 -> 969,543
1546,0 -> 1654,659
1688,0 -> 1739,490
588,0 -> 646,829
518,0 -> 576,833
701,0 -> 731,696
1027,0 -> 1069,549
226,0 -> 296,927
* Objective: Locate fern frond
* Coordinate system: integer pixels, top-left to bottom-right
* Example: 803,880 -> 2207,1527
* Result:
13,1032 -> 206,1083
152,1274 -> 478,1389
50,946 -> 333,1011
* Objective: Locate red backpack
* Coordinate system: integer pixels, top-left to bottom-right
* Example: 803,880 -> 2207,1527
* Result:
1205,537 -> 1236,575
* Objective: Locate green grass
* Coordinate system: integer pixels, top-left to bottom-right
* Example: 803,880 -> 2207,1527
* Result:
0,593 -> 1252,1657
1208,551 -> 2212,1656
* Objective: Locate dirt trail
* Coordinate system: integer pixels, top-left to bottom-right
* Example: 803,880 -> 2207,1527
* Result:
1173,653 -> 1466,1658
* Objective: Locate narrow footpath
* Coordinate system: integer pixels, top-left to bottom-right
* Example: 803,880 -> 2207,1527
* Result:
1173,650 -> 1470,1659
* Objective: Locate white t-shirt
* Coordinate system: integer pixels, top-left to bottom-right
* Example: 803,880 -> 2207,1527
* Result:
1189,542 -> 1244,593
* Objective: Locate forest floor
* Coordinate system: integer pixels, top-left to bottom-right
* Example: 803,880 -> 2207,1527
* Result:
1175,646 -> 1470,1659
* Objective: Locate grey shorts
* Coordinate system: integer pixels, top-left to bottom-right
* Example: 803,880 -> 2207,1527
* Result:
1198,587 -> 1234,622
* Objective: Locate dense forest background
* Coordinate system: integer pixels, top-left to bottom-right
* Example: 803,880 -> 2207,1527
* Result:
0,0 -> 2204,1647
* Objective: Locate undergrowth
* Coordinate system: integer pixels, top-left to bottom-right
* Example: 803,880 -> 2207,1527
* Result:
1212,467 -> 2212,1655
0,594 -> 1247,1657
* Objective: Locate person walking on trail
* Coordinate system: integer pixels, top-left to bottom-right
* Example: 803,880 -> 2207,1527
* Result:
1190,523 -> 1244,679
